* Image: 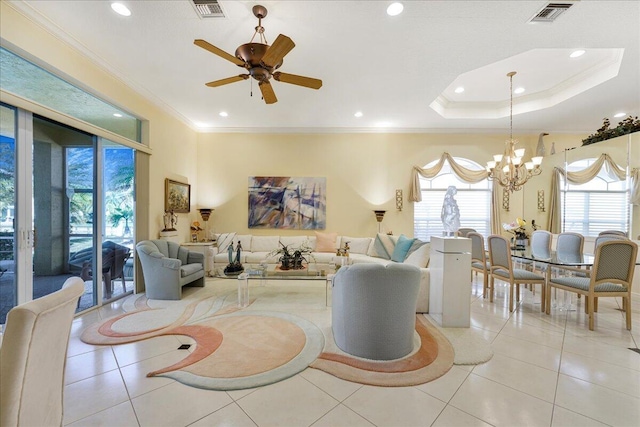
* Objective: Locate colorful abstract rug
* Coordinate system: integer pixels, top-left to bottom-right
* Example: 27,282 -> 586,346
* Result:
80,286 -> 469,390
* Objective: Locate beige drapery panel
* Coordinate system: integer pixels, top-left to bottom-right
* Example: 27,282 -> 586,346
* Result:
547,153 -> 635,233
409,152 -> 500,233
631,168 -> 640,205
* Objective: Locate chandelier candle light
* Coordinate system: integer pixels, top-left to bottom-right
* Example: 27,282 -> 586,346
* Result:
486,71 -> 543,192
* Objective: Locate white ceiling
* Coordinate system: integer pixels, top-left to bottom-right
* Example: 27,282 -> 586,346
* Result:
7,0 -> 640,134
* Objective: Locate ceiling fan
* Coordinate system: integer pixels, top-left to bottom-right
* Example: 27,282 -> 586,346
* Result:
194,4 -> 322,104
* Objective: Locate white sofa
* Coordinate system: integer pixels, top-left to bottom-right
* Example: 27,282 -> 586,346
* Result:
211,233 -> 431,313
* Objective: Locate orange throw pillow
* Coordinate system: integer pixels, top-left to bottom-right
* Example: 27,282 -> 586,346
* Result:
315,232 -> 338,252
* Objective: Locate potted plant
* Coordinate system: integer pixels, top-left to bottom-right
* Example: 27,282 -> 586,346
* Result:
269,241 -> 314,270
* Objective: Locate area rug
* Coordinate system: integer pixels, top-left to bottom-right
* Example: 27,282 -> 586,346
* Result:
81,291 -> 324,390
309,315 -> 455,387
80,285 -> 489,390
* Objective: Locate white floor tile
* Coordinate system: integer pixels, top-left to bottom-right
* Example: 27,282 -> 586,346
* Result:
311,404 -> 375,427
236,375 -> 339,427
65,401 -> 139,427
562,334 -> 640,371
63,370 -> 130,425
190,402 -> 257,427
132,381 -> 232,427
470,311 -> 509,333
560,352 -> 640,397
432,405 -> 493,427
550,405 -> 608,427
342,385 -> 446,427
119,349 -> 190,398
491,333 -> 561,371
415,366 -> 470,403
472,353 -> 558,402
67,335 -> 102,358
300,367 -> 362,402
449,373 -> 553,426
555,374 -> 640,426
499,321 -> 565,349
65,346 -> 119,385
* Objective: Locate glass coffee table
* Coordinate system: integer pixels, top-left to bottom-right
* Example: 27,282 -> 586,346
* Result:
230,263 -> 337,308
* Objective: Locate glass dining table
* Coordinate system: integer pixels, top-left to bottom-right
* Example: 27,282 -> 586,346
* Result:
510,247 -> 595,311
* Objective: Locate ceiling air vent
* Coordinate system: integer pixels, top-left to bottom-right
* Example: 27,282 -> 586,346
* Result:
191,0 -> 225,18
529,2 -> 577,23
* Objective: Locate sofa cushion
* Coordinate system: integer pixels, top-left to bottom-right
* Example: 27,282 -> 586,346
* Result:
403,242 -> 431,268
341,236 -> 373,255
181,263 -> 203,277
315,231 -> 338,252
251,236 -> 280,252
217,232 -> 236,251
310,252 -> 335,263
245,252 -> 271,263
391,234 -> 415,262
367,233 -> 398,260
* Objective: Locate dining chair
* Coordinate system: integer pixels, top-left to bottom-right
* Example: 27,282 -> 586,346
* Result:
595,234 -> 628,248
554,232 -> 585,276
468,232 -> 490,298
529,230 -> 552,273
545,240 -> 637,330
0,277 -> 85,426
598,230 -> 628,237
457,228 -> 476,238
487,235 -> 547,312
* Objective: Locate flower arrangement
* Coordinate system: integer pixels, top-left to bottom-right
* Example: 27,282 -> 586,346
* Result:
502,217 -> 530,240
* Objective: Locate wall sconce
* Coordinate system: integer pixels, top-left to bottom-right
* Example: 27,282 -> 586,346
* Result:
502,188 -> 510,211
373,210 -> 386,232
537,190 -> 545,212
395,189 -> 403,211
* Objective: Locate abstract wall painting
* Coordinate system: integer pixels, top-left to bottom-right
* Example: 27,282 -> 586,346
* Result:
248,176 -> 326,229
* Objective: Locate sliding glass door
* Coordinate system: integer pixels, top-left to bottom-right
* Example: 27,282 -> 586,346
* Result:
0,104 -> 17,323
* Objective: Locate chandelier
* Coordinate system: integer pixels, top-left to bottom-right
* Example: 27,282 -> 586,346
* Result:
486,71 -> 543,192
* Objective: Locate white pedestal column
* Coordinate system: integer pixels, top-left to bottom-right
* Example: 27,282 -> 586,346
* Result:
429,236 -> 472,327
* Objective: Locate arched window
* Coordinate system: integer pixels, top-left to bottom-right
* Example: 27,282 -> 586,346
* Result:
562,158 -> 629,236
414,157 -> 491,240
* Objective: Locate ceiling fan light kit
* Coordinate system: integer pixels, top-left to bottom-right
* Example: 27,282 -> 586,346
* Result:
194,4 -> 322,104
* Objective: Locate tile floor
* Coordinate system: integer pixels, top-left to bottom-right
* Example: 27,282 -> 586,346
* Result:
64,276 -> 640,427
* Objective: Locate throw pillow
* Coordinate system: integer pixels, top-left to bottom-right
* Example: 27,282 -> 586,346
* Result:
340,236 -> 373,254
217,232 -> 236,251
404,242 -> 431,268
367,233 -> 398,260
315,231 -> 338,252
406,239 -> 428,258
391,234 -> 416,262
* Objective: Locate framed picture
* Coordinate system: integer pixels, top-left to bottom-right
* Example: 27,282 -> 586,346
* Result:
165,179 -> 190,213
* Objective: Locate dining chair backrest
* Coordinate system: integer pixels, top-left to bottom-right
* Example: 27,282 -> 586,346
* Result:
598,230 -> 627,237
592,240 -> 637,284
487,235 -> 511,271
595,234 -> 628,248
556,232 -> 584,256
457,228 -> 476,238
468,232 -> 486,264
530,230 -> 552,258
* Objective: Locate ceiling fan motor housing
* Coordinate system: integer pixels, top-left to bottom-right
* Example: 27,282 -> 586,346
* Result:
235,42 -> 283,81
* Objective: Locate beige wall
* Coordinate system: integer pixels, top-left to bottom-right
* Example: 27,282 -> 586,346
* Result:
196,132 -> 587,239
1,2 -> 199,240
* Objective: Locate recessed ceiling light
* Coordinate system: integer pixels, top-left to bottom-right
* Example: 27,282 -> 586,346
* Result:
113,113 -> 123,117
387,2 -> 404,16
111,3 -> 131,17
219,111 -> 228,117
514,87 -> 525,94
354,111 -> 363,118
570,49 -> 585,58
454,86 -> 465,94
614,112 -> 626,118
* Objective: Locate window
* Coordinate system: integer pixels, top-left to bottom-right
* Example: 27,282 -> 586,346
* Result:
414,158 -> 491,240
561,158 -> 629,236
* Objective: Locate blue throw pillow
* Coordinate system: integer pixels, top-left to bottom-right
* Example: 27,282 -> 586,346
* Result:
391,234 -> 416,262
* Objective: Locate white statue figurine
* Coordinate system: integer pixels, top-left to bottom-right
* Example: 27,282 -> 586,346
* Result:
441,186 -> 461,236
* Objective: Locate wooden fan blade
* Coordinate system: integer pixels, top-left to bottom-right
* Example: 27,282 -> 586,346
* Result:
205,75 -> 249,88
194,39 -> 245,66
261,34 -> 295,68
273,72 -> 322,89
259,81 -> 278,104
